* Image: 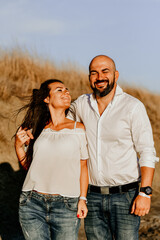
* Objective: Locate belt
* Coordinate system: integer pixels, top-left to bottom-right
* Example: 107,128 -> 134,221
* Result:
89,181 -> 139,195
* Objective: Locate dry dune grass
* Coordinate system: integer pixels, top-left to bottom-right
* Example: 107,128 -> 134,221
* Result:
0,48 -> 90,101
0,48 -> 90,168
0,49 -> 160,239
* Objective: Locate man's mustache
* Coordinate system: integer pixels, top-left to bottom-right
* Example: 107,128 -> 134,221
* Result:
94,80 -> 109,85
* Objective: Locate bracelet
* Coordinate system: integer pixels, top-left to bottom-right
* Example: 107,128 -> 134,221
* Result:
79,196 -> 87,203
139,192 -> 151,199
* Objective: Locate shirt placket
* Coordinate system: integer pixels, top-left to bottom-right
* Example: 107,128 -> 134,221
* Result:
97,103 -> 112,184
97,118 -> 101,173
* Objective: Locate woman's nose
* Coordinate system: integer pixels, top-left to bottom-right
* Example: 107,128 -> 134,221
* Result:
64,89 -> 70,94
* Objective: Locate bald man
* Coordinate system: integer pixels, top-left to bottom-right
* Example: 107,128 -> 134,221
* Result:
69,55 -> 158,240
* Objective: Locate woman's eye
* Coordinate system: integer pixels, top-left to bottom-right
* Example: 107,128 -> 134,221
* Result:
58,89 -> 62,92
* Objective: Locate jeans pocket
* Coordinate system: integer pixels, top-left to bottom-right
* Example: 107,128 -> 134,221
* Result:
19,191 -> 30,206
64,197 -> 79,212
125,189 -> 137,205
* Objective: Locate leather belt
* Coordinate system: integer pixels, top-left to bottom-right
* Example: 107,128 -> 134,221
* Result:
89,181 -> 139,195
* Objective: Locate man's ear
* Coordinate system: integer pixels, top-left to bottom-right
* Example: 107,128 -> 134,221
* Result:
44,97 -> 49,104
115,70 -> 119,83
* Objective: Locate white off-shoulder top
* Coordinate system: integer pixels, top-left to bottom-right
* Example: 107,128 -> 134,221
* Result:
22,125 -> 88,197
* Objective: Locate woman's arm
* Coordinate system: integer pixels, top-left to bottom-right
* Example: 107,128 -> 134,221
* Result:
15,127 -> 33,169
77,159 -> 89,219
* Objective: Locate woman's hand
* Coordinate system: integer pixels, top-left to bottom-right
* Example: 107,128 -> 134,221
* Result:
15,127 -> 33,149
77,199 -> 88,219
15,127 -> 34,168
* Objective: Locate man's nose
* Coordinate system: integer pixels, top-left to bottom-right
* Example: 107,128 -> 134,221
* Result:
97,72 -> 104,80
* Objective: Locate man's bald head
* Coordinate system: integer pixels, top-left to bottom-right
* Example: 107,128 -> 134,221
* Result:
89,55 -> 116,73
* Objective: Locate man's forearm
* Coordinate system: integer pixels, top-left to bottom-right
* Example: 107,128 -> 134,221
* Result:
131,166 -> 155,216
140,166 -> 155,187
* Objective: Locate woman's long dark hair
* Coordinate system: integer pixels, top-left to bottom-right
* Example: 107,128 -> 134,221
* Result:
16,79 -> 64,170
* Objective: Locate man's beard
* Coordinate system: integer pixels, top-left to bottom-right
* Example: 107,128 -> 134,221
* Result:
91,78 -> 115,97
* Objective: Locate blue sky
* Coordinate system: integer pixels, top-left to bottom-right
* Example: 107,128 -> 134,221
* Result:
0,0 -> 160,93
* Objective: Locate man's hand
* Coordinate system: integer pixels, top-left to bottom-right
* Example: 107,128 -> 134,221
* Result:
131,195 -> 151,216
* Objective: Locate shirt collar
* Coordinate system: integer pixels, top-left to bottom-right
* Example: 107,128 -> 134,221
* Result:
114,84 -> 123,96
89,84 -> 123,115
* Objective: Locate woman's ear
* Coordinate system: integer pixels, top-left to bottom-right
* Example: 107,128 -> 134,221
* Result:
44,97 -> 49,104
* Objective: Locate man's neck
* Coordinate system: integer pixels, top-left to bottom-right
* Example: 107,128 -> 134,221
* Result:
96,84 -> 117,116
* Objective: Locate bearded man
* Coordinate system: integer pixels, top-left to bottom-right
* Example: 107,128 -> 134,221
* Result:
69,55 -> 158,240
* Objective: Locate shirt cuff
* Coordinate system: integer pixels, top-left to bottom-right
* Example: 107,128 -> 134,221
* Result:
139,156 -> 159,168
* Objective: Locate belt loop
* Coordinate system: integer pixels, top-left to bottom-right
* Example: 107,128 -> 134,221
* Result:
88,185 -> 91,194
29,186 -> 35,199
63,197 -> 67,203
29,190 -> 33,199
119,185 -> 122,194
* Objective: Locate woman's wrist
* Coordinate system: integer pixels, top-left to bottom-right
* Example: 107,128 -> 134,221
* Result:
79,196 -> 87,203
15,143 -> 24,150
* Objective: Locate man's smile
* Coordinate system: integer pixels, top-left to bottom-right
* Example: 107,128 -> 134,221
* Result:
94,80 -> 109,89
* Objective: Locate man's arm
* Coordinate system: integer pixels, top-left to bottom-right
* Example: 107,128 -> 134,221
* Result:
130,101 -> 159,216
67,97 -> 83,122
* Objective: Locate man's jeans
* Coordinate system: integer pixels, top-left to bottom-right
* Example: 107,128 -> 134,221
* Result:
84,189 -> 140,240
19,191 -> 80,240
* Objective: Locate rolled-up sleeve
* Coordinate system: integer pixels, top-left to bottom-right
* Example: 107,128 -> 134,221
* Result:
131,102 -> 159,168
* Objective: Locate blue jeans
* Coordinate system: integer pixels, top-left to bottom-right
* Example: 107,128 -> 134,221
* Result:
84,189 -> 140,240
0,234 -> 25,240
19,191 -> 80,240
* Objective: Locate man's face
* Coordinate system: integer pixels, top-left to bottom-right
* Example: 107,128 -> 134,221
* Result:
89,56 -> 118,97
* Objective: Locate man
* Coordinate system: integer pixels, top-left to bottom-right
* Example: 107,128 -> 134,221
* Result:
69,55 -> 159,239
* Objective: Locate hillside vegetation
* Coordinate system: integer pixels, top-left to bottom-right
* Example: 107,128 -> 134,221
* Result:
0,49 -> 159,191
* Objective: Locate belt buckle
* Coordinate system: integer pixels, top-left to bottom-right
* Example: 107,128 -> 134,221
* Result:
101,186 -> 109,194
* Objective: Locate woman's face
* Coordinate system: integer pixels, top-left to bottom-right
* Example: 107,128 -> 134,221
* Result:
44,82 -> 71,110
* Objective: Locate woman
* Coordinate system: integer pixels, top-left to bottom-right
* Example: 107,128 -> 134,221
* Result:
15,79 -> 89,240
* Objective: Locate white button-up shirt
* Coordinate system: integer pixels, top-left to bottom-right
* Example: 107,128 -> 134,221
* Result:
69,85 -> 159,187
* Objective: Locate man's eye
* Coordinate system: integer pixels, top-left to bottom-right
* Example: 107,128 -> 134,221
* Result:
58,89 -> 62,92
103,69 -> 109,73
90,72 -> 97,75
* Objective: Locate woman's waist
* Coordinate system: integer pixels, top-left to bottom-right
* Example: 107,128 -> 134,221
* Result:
21,190 -> 79,201
32,189 -> 59,196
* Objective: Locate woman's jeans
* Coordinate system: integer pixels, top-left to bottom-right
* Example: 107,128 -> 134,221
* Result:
19,191 -> 80,240
84,189 -> 140,240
